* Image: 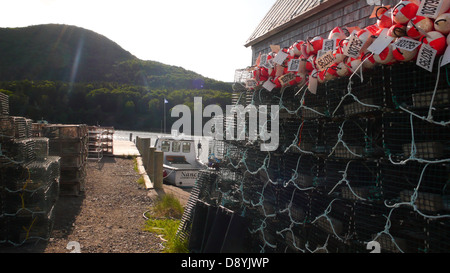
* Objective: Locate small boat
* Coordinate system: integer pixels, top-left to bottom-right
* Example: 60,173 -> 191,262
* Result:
154,136 -> 206,187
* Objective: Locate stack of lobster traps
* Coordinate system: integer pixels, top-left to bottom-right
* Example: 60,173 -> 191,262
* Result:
40,124 -> 88,196
1,93 -> 60,246
178,61 -> 450,253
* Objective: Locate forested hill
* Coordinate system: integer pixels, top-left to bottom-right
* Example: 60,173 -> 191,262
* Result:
0,24 -> 232,131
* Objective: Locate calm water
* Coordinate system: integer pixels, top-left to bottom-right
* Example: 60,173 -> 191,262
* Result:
114,130 -> 214,163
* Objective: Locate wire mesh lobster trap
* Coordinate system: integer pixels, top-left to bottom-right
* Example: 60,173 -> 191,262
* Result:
382,110 -> 450,161
0,92 -> 9,116
0,157 -> 60,246
353,201 -> 389,244
323,117 -> 384,159
323,159 -> 381,202
0,138 -> 36,166
388,60 -> 450,114
309,192 -> 354,245
326,65 -> 388,118
180,59 -> 450,253
280,153 -> 324,190
282,119 -> 323,154
278,86 -> 303,117
383,207 -> 429,253
380,160 -> 450,214
299,84 -> 328,119
0,116 -> 27,140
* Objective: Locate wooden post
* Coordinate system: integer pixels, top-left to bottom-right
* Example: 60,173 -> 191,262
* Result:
136,136 -> 141,154
129,133 -> 133,142
154,151 -> 164,189
141,138 -> 151,170
147,147 -> 156,184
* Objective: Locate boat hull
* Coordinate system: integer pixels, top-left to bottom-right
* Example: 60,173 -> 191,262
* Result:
163,166 -> 201,187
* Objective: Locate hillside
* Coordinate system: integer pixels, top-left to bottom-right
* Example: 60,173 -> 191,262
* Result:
0,24 -> 230,90
0,24 -> 134,82
0,24 -> 232,131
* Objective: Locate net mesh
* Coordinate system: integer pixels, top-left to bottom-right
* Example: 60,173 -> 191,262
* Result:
179,60 -> 449,253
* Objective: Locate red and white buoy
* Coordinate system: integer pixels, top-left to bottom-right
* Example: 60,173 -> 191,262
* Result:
334,39 -> 348,64
306,36 -> 324,56
373,44 -> 395,64
295,72 -> 307,87
393,1 -> 419,25
361,52 -> 377,70
377,7 -> 394,29
306,55 -> 317,72
434,13 -> 450,35
336,61 -> 351,77
290,40 -> 305,57
422,31 -> 447,55
388,24 -> 407,37
392,37 -> 419,61
346,57 -> 362,73
407,16 -> 434,39
328,27 -> 347,41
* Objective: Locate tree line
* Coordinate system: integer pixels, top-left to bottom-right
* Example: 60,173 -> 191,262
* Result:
0,79 -> 232,132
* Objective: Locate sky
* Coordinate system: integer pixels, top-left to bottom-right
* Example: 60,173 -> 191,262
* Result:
0,0 -> 275,83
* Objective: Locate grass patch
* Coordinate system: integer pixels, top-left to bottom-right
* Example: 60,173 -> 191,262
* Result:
133,156 -> 139,173
152,194 -> 184,219
143,194 -> 188,253
136,176 -> 145,186
144,218 -> 188,253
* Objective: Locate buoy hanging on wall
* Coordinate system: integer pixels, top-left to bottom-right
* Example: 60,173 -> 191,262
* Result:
407,16 -> 434,39
393,1 -> 419,25
434,13 -> 450,35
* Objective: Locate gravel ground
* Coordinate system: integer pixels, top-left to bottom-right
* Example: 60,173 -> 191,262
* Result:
1,157 -> 164,253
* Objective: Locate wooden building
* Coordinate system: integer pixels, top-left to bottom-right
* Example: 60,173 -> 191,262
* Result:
245,0 -> 398,64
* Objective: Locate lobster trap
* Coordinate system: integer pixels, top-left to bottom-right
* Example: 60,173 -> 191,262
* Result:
380,161 -> 450,214
0,92 -> 9,116
180,59 -> 450,253
353,201 -> 389,244
309,192 -> 354,243
326,65 -> 388,118
0,116 -> 27,140
388,60 -> 450,114
0,138 -> 36,166
299,84 -> 328,119
280,153 -> 325,189
323,117 -> 383,159
280,118 -> 322,154
382,110 -> 450,160
0,157 -> 60,246
323,159 -> 381,202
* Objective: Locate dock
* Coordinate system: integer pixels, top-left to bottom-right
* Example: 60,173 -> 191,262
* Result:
113,139 -> 140,157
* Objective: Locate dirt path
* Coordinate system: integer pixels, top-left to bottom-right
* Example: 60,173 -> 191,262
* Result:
0,157 -> 164,253
45,157 -> 162,253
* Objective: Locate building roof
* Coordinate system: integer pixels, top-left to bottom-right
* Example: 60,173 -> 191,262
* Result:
245,0 -> 335,47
